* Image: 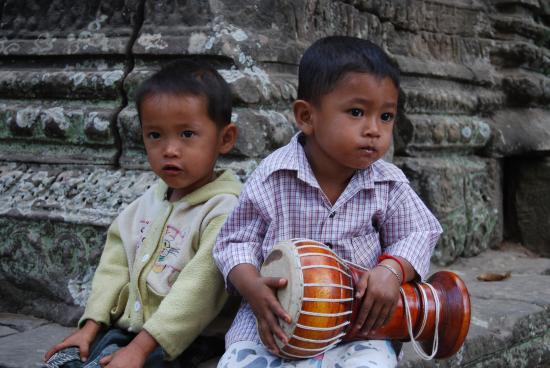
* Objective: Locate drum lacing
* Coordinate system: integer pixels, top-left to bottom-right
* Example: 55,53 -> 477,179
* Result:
304,282 -> 353,290
298,251 -> 350,269
301,265 -> 352,278
401,282 -> 440,360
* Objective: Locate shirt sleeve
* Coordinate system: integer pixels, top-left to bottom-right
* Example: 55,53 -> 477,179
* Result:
379,182 -> 443,280
143,215 -> 229,360
212,181 -> 268,291
79,219 -> 130,327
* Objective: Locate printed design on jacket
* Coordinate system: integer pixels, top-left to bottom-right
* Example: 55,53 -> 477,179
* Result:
153,225 -> 186,286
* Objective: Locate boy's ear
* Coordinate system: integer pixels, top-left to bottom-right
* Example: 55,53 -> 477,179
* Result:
218,123 -> 237,154
293,99 -> 314,135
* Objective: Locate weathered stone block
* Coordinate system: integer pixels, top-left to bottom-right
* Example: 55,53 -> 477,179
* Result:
0,217 -> 105,324
124,63 -> 298,107
0,0 -> 140,56
502,71 -> 550,105
489,40 -> 550,74
394,113 -> 491,155
484,108 -> 550,157
0,163 -> 156,227
347,0 -> 492,37
400,77 -> 506,115
511,157 -> 550,257
133,0 -> 384,65
395,157 -> 502,265
0,101 -> 118,164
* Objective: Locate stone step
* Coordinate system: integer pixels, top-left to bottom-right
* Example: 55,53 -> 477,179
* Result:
1,244 -> 549,368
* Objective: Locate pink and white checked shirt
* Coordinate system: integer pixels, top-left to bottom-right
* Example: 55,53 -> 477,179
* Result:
213,133 -> 442,346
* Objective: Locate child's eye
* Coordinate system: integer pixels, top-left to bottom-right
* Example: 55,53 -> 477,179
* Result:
348,108 -> 364,117
147,132 -> 161,139
381,112 -> 395,123
181,130 -> 194,138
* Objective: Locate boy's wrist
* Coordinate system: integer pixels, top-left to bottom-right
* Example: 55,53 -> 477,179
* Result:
129,330 -> 159,359
81,319 -> 102,334
228,263 -> 262,298
375,261 -> 403,285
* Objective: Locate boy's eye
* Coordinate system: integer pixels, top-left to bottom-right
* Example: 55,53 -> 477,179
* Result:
349,108 -> 364,117
181,130 -> 194,138
381,112 -> 395,123
147,132 -> 161,139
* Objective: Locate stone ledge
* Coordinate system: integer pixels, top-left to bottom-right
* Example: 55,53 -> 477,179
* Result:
399,243 -> 550,367
1,244 -> 548,368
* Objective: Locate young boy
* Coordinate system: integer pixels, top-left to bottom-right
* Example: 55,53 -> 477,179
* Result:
213,36 -> 443,367
44,60 -> 241,368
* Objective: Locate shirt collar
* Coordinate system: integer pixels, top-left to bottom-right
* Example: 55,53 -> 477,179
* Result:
263,132 -> 387,191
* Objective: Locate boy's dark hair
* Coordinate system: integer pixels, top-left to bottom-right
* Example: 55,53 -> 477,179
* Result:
297,36 -> 400,104
135,60 -> 232,128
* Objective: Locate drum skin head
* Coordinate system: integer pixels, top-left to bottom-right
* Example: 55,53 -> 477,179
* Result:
260,240 -> 303,350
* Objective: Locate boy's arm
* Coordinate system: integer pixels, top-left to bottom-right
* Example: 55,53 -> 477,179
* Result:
141,215 -> 229,360
379,182 -> 443,280
79,220 -> 130,327
213,183 -> 291,354
352,182 -> 442,336
212,184 -> 268,291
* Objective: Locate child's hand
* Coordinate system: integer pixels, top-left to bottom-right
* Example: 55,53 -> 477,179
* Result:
99,344 -> 146,368
228,264 -> 292,355
248,276 -> 292,355
351,265 -> 401,338
100,330 -> 157,368
44,319 -> 101,362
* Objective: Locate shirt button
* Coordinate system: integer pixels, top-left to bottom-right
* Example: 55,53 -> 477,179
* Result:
325,242 -> 333,249
134,301 -> 141,312
329,212 -> 336,218
142,254 -> 149,262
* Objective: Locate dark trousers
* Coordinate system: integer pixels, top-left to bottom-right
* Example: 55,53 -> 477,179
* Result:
46,328 -> 224,368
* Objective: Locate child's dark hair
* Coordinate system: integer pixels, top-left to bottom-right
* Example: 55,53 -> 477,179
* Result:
135,60 -> 232,128
298,36 -> 400,104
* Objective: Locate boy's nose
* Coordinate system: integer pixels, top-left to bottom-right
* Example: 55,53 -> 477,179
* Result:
363,116 -> 380,136
162,140 -> 180,157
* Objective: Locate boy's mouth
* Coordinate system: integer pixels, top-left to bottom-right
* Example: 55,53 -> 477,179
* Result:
161,164 -> 182,174
360,146 -> 377,154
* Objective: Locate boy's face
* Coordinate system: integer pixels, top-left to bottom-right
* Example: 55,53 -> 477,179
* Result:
294,72 -> 398,179
141,93 -> 236,201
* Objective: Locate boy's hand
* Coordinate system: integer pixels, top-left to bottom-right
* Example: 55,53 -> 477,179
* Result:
99,344 -> 146,368
248,276 -> 291,355
100,330 -> 158,368
44,319 -> 101,362
351,265 -> 401,338
228,264 -> 292,355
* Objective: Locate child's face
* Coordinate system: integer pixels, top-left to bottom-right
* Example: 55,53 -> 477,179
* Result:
141,93 -> 235,201
295,72 -> 398,178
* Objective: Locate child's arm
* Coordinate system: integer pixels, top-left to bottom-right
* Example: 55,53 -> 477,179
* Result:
79,220 -> 130,327
213,179 -> 290,354
227,264 -> 291,355
352,181 -> 442,336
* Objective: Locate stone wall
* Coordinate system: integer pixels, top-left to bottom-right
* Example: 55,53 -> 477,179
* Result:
0,0 -> 548,324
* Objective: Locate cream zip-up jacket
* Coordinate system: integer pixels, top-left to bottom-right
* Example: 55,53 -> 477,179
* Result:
80,170 -> 241,360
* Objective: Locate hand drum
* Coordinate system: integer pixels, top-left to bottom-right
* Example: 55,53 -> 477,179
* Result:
260,238 -> 470,360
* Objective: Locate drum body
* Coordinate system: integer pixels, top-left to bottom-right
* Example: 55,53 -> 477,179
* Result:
260,239 -> 354,358
260,238 -> 471,360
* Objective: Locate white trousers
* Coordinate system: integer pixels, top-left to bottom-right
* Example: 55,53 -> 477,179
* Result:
217,340 -> 397,368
